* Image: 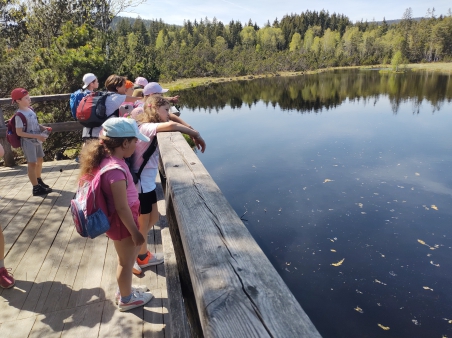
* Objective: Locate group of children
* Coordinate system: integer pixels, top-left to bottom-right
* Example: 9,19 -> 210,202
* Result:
2,75 -> 206,312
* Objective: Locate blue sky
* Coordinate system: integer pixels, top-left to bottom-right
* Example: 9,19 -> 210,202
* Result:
120,0 -> 451,26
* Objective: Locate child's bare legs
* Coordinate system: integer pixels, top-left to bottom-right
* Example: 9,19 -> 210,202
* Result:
138,203 -> 158,256
36,157 -> 43,180
27,162 -> 38,186
113,236 -> 141,296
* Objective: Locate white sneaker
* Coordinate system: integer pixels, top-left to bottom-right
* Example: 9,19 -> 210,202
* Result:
132,261 -> 142,275
118,290 -> 154,311
115,285 -> 149,305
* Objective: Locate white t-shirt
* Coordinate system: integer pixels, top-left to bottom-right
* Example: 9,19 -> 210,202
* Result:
15,107 -> 41,143
82,92 -> 126,138
132,123 -> 159,193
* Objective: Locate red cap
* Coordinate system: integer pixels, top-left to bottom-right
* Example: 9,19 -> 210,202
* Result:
11,88 -> 29,103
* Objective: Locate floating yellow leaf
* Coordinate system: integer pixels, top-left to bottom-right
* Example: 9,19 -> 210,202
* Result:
331,249 -> 337,252
378,324 -> 390,330
331,258 -> 344,267
442,318 -> 452,324
423,286 -> 434,291
431,205 -> 438,211
323,179 -> 334,183
354,306 -> 363,313
417,239 -> 437,250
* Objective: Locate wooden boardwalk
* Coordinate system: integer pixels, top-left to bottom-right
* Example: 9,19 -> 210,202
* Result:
0,160 -> 170,338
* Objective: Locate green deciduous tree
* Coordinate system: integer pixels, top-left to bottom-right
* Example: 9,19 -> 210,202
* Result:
289,32 -> 302,51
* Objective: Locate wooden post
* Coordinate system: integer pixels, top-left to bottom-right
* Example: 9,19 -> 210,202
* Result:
0,106 -> 15,167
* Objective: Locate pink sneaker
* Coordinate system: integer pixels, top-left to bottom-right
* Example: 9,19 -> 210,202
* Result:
0,267 -> 15,289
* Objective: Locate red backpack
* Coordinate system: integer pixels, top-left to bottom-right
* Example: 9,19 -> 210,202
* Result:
6,112 -> 27,148
76,92 -> 118,128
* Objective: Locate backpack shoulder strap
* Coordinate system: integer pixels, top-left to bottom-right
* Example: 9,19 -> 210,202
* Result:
136,136 -> 158,180
99,163 -> 129,187
14,111 -> 27,132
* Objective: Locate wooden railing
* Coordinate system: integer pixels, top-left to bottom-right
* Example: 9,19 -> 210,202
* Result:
158,131 -> 321,338
0,94 -> 82,166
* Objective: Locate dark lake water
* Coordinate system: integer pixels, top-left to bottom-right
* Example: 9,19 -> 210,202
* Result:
176,70 -> 452,338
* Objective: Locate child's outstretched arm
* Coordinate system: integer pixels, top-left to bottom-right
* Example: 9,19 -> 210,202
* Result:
157,121 -> 206,153
110,180 -> 145,246
16,128 -> 47,142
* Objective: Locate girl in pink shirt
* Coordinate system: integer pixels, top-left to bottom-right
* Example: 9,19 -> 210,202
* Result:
78,117 -> 153,311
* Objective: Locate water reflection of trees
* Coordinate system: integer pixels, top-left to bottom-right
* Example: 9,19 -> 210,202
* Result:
178,70 -> 452,114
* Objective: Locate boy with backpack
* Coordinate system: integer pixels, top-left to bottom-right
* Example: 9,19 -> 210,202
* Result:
11,88 -> 52,196
70,73 -> 99,120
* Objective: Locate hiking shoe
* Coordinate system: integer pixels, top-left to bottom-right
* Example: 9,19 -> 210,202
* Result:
132,261 -> 142,275
37,178 -> 50,188
118,290 -> 154,311
33,184 -> 52,196
115,285 -> 149,305
137,251 -> 164,268
0,267 -> 15,289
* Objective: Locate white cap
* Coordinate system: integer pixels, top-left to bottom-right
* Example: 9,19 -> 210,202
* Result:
82,73 -> 97,89
101,117 -> 150,142
143,82 -> 169,96
134,77 -> 148,87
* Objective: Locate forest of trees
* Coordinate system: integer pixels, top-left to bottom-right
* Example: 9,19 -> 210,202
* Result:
1,0 -> 452,99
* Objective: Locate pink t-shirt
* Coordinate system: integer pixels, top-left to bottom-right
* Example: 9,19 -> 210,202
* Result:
100,156 -> 139,216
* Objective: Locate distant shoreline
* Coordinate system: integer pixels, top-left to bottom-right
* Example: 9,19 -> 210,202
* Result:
161,63 -> 452,91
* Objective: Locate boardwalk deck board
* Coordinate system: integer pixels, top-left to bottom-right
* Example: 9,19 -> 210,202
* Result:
0,160 -> 169,337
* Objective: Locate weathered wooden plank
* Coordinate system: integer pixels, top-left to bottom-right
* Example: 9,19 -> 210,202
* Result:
60,301 -> 104,337
39,224 -> 88,314
17,168 -> 79,319
0,93 -> 70,106
0,163 -> 58,232
71,234 -> 109,307
0,315 -> 37,338
143,223 -> 166,338
18,211 -> 76,320
162,227 -> 191,338
0,164 -> 78,320
29,310 -> 72,338
0,121 -> 83,137
158,132 -> 321,338
98,299 -> 143,338
99,238 -> 119,302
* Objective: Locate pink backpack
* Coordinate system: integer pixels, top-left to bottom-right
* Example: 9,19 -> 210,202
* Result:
71,164 -> 127,238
